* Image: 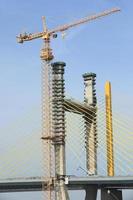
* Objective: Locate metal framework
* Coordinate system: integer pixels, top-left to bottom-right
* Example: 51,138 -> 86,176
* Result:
17,8 -> 120,62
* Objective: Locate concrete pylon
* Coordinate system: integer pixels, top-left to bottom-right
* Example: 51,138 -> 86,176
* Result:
83,73 -> 97,176
52,62 -> 69,200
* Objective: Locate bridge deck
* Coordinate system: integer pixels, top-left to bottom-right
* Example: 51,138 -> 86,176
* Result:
0,176 -> 133,193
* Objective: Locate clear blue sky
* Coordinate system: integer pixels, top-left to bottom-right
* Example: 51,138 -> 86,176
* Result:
0,0 -> 133,199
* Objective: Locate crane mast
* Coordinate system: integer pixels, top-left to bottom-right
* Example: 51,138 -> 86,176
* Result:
17,7 -> 120,200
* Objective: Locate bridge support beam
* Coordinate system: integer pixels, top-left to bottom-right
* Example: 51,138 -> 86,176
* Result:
85,186 -> 97,200
101,189 -> 122,200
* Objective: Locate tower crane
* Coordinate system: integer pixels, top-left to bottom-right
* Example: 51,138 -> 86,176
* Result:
17,8 -> 120,200
17,8 -> 120,61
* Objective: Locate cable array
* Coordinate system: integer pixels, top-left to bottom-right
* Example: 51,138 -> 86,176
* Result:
98,97 -> 133,176
65,96 -> 133,176
0,95 -> 133,185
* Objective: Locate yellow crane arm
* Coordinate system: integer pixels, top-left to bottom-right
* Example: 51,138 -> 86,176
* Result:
49,8 -> 120,34
17,7 -> 120,44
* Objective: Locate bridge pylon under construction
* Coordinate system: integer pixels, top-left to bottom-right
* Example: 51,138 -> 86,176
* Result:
40,60 -> 120,200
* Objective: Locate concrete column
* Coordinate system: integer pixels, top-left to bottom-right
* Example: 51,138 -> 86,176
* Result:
83,73 -> 97,175
85,186 -> 97,200
52,62 -> 69,200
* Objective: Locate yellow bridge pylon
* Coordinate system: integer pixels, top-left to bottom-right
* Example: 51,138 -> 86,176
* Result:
105,81 -> 114,176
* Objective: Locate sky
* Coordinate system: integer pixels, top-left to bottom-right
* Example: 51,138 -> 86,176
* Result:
0,0 -> 133,199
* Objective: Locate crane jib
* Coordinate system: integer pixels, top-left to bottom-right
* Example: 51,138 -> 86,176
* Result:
49,8 -> 120,34
17,7 -> 120,61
